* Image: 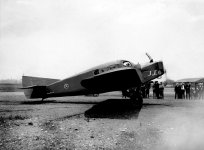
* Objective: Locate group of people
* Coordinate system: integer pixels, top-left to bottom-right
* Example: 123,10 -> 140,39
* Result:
174,82 -> 204,99
122,81 -> 164,99
122,81 -> 204,100
152,81 -> 164,99
141,82 -> 151,98
140,81 -> 165,99
174,82 -> 191,99
138,81 -> 165,99
192,84 -> 204,99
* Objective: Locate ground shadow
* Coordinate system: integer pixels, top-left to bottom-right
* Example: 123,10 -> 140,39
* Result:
84,99 -> 142,119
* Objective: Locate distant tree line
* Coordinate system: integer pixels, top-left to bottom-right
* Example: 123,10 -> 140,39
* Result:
0,79 -> 22,84
163,78 -> 175,87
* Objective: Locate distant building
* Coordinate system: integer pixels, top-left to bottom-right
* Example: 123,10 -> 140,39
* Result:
176,78 -> 204,99
176,78 -> 204,85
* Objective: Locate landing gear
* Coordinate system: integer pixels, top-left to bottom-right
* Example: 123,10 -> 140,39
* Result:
130,93 -> 143,106
123,87 -> 143,106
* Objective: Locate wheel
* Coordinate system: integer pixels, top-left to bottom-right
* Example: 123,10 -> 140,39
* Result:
130,89 -> 143,106
137,95 -> 143,106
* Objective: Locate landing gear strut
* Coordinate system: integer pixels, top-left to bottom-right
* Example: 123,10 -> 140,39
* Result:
128,87 -> 143,106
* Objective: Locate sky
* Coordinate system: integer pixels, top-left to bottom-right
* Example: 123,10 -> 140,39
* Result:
0,0 -> 204,81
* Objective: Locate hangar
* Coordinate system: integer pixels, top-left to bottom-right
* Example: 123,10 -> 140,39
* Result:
176,77 -> 204,88
176,78 -> 204,83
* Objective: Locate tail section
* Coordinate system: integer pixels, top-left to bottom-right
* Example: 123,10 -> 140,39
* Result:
22,76 -> 60,99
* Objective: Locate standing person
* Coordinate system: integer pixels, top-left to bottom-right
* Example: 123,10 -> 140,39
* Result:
153,82 -> 156,99
195,85 -> 200,99
198,84 -> 204,99
155,81 -> 160,99
185,82 -> 191,99
174,83 -> 179,99
159,82 -> 164,99
181,83 -> 185,99
145,82 -> 151,98
177,83 -> 182,99
190,87 -> 195,99
201,84 -> 204,100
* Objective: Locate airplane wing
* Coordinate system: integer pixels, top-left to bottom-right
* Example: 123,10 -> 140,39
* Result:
81,67 -> 143,93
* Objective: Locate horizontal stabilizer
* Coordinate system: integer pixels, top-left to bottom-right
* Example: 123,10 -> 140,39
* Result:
22,76 -> 59,99
22,85 -> 47,99
20,85 -> 38,89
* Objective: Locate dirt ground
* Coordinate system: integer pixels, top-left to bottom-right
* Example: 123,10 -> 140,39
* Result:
1,91 -> 204,150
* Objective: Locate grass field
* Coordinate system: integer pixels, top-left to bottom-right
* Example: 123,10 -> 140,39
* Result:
0,90 -> 204,150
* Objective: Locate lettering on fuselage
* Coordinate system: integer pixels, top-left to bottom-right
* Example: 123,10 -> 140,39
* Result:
93,61 -> 132,76
93,64 -> 121,75
147,70 -> 162,77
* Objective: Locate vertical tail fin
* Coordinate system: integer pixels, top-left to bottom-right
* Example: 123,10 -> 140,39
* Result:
22,76 -> 59,87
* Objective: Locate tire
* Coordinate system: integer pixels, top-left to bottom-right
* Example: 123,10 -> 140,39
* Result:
130,91 -> 143,106
137,95 -> 143,106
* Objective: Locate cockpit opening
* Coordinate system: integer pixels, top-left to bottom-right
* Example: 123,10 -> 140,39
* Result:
123,61 -> 132,67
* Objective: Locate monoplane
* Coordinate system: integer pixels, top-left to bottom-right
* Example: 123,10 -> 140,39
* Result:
22,53 -> 165,105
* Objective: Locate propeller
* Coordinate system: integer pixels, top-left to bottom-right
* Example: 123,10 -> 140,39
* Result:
146,53 -> 153,63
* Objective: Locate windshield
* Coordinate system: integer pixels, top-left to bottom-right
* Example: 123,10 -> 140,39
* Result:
123,61 -> 132,67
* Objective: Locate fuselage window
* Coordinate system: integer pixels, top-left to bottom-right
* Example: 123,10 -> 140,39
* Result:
94,69 -> 99,75
123,61 -> 132,67
108,65 -> 116,70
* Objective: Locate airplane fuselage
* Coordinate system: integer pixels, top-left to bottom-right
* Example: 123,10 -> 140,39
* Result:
45,60 -> 163,98
46,60 -> 139,97
22,59 -> 164,100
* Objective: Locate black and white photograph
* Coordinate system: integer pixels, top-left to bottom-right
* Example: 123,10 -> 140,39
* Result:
1,0 -> 204,149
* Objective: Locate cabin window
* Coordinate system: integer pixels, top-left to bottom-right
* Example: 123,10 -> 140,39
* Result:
94,69 -> 99,75
123,61 -> 132,67
108,65 -> 116,70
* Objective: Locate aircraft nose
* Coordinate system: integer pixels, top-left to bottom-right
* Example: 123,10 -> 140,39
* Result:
157,61 -> 164,71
